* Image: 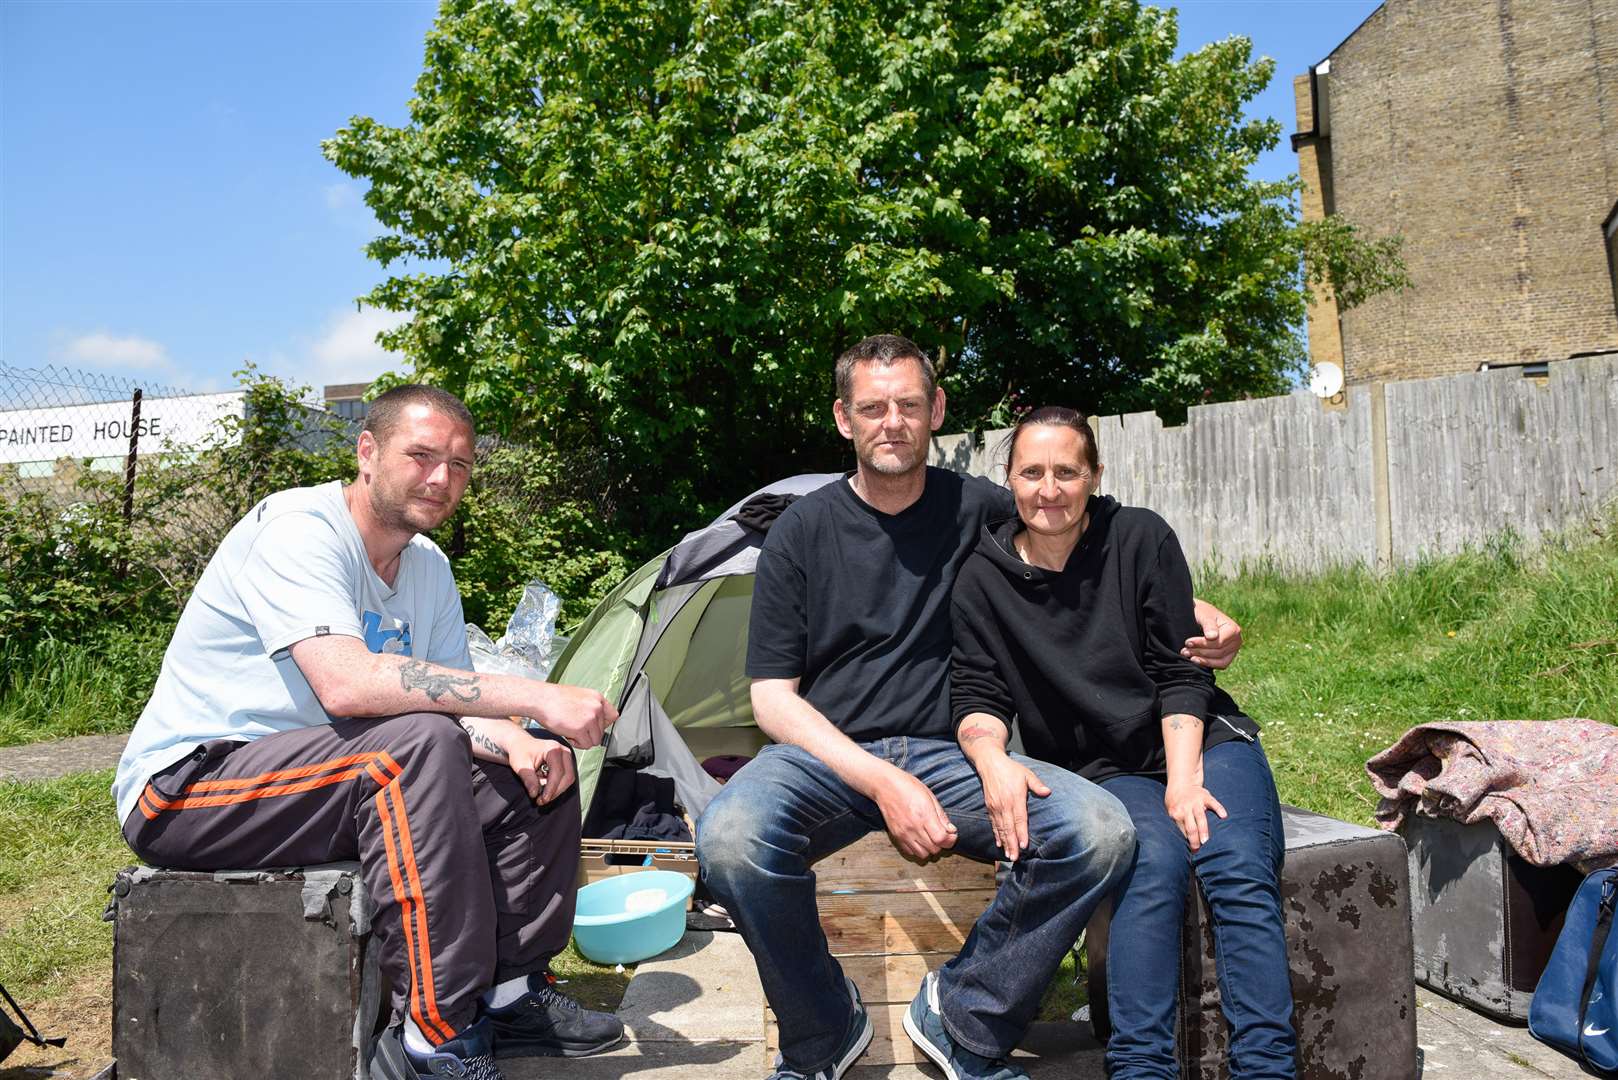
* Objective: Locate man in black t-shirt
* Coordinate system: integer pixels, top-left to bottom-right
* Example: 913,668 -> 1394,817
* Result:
696,335 -> 1242,1080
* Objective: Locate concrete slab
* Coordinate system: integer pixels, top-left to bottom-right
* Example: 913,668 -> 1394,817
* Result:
502,1038 -> 760,1079
615,930 -> 766,1044
1414,988 -> 1583,1078
517,930 -> 1590,1080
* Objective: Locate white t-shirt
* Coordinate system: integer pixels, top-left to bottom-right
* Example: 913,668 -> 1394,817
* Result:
113,481 -> 472,825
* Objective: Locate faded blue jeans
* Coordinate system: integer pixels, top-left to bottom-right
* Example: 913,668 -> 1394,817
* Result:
697,737 -> 1135,1073
1102,736 -> 1296,1079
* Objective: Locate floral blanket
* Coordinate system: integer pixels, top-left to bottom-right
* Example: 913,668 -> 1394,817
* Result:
1365,719 -> 1618,872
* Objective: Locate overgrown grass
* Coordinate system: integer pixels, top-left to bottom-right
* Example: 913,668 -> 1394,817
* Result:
0,770 -> 127,1002
1199,522 -> 1618,824
0,630 -> 167,747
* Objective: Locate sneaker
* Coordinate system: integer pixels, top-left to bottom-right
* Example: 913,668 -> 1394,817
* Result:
902,971 -> 1029,1080
370,1017 -> 504,1080
484,972 -> 626,1058
766,975 -> 873,1080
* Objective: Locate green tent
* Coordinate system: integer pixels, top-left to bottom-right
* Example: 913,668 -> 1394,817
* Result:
548,474 -> 841,825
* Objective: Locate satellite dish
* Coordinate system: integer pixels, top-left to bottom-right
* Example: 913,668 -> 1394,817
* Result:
1309,362 -> 1344,399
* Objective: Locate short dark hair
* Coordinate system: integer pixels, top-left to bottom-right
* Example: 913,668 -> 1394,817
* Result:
1001,405 -> 1100,474
834,334 -> 937,404
362,384 -> 475,445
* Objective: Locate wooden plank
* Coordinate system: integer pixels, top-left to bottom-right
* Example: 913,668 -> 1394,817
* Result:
816,890 -> 995,956
762,954 -> 952,1018
812,834 -> 996,893
766,1003 -> 926,1066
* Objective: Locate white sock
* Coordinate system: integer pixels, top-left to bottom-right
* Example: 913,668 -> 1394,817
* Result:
482,973 -> 534,1010
402,1017 -> 436,1056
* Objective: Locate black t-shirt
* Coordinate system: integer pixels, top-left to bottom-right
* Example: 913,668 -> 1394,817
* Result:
746,467 -> 1013,741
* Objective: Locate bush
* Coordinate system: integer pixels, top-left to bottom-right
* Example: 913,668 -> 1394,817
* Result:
440,443 -> 639,632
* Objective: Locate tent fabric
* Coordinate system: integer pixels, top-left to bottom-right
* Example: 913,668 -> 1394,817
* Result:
553,473 -> 841,825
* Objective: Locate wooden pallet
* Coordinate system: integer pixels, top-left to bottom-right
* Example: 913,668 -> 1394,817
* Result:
762,834 -> 998,1066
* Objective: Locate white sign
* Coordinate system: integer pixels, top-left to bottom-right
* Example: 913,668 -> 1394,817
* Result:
0,391 -> 247,466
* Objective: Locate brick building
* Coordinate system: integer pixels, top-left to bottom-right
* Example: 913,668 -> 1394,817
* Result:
1293,0 -> 1618,384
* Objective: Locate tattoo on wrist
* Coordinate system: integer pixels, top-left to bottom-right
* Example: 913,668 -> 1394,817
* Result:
458,720 -> 509,760
959,723 -> 1001,746
400,660 -> 482,704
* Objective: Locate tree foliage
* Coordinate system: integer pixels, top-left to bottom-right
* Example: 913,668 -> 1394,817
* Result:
325,0 -> 1405,538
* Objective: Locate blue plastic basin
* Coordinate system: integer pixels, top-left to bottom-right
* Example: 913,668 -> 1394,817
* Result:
572,870 -> 695,965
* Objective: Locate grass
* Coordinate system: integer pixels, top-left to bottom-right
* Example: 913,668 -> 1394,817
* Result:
0,630 -> 166,747
1198,522 -> 1618,824
0,770 -> 128,1002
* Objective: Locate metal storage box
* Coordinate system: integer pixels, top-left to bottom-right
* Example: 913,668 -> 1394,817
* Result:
1399,814 -> 1583,1021
110,863 -> 383,1080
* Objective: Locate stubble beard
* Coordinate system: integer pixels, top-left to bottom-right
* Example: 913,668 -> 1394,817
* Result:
370,481 -> 448,536
857,435 -> 928,478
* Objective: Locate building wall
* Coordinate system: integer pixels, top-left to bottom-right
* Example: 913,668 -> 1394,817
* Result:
1298,0 -> 1618,383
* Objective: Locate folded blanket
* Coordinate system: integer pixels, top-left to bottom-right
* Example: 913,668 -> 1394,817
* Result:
1365,719 -> 1618,872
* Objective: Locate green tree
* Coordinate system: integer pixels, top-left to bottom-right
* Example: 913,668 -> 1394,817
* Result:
325,0 -> 1403,539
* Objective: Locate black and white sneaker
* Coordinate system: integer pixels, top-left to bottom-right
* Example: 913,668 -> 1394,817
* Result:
370,1016 -> 504,1080
485,972 -> 626,1058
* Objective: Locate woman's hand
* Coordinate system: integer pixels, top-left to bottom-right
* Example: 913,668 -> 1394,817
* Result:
976,750 -> 1052,863
1164,778 -> 1227,851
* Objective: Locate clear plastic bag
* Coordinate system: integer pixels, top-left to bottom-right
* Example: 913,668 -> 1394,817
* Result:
466,581 -> 564,681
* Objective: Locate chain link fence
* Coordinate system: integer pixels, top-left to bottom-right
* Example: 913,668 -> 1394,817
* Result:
1,364 -> 631,635
1,363 -> 358,590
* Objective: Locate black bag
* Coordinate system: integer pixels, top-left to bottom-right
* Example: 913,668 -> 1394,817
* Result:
0,981 -> 66,1063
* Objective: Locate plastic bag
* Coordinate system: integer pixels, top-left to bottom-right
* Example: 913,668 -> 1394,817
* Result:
467,582 -> 565,681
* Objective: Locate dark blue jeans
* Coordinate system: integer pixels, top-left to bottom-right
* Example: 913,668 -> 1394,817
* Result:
697,737 -> 1134,1073
1101,737 -> 1296,1079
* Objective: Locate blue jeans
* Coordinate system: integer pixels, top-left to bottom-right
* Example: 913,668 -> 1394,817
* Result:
1101,737 -> 1296,1079
697,737 -> 1134,1072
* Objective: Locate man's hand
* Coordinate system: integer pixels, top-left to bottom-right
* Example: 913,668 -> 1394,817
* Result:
872,766 -> 958,860
509,732 -> 577,806
974,749 -> 1051,863
532,685 -> 618,749
1184,598 -> 1243,670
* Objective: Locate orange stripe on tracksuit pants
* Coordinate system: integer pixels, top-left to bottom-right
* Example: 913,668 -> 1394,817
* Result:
121,713 -> 582,1044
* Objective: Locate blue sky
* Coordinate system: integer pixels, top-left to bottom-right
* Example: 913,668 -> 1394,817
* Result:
1,0 -> 1380,396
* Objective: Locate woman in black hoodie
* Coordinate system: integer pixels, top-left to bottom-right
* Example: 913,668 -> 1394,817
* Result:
949,407 -> 1295,1079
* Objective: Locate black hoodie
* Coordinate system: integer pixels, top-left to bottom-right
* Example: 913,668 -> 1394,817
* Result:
949,494 -> 1257,784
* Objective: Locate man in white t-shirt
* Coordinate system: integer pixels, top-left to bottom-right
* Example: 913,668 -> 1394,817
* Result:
114,386 -> 621,1080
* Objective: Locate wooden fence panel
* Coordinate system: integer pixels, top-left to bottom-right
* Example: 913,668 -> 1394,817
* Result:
1385,355 -> 1618,561
935,354 -> 1616,572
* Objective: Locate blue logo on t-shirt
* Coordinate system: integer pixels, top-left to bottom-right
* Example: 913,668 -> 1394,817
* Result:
362,611 -> 413,656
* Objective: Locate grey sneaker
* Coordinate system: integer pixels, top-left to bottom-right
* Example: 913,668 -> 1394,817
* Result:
902,971 -> 1028,1080
767,975 -> 873,1079
370,1016 -> 505,1080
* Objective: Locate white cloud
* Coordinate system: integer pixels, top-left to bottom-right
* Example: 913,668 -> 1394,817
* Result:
274,306 -> 413,399
60,332 -> 176,375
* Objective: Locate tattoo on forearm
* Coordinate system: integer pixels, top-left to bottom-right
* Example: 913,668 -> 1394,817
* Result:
458,720 -> 509,761
399,659 -> 483,704
959,723 -> 1002,745
1166,715 -> 1203,732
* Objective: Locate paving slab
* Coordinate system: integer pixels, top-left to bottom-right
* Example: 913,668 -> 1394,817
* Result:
0,732 -> 128,781
615,930 -> 766,1044
512,925 -> 1591,1080
1414,988 -> 1583,1078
